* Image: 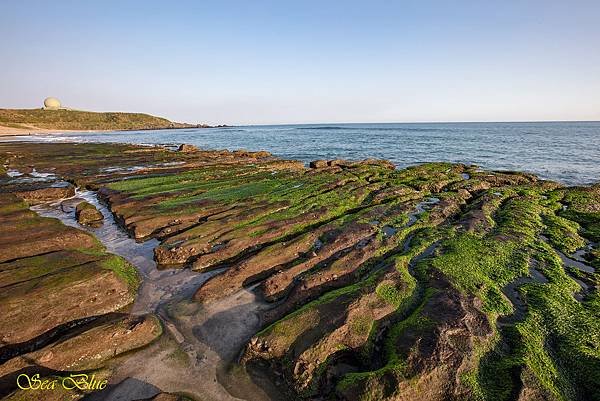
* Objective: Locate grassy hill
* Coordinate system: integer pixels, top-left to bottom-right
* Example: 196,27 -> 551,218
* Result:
0,108 -> 198,131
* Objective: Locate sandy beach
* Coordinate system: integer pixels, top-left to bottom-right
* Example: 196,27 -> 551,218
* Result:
0,124 -> 106,136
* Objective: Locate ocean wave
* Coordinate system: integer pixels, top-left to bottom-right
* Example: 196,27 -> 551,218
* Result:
294,126 -> 447,133
370,127 -> 446,132
216,129 -> 248,133
295,126 -> 345,130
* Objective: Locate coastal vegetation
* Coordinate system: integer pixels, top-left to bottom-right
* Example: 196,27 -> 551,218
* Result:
0,108 -> 201,131
0,142 -> 597,401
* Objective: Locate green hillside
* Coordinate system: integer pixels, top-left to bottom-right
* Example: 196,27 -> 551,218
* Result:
0,108 -> 195,131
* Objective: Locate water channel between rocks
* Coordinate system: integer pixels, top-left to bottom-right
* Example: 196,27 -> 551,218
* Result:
32,189 -> 279,401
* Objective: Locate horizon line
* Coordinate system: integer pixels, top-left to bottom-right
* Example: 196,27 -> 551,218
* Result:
3,106 -> 599,126
233,119 -> 600,127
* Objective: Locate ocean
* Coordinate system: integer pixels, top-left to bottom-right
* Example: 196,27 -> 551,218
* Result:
10,121 -> 600,186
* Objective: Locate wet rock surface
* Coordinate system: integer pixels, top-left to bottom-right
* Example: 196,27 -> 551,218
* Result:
0,142 -> 598,401
0,314 -> 161,380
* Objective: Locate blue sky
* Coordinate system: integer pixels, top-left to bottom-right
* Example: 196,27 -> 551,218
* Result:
1,1 -> 599,124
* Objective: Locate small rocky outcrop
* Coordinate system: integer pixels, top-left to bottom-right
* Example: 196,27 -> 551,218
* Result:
177,143 -> 200,152
309,159 -> 328,168
232,149 -> 272,159
15,184 -> 75,204
359,158 -> 396,170
309,158 -> 395,170
328,159 -> 354,167
75,201 -> 104,226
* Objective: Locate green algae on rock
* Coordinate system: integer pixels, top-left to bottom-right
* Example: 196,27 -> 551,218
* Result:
75,200 -> 104,227
0,142 -> 598,401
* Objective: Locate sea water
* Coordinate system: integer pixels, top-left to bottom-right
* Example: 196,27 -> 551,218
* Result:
8,121 -> 600,185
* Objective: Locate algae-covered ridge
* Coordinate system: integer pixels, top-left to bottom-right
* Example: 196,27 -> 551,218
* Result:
0,142 -> 598,401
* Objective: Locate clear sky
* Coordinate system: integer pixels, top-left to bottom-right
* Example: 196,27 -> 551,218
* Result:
1,1 -> 599,125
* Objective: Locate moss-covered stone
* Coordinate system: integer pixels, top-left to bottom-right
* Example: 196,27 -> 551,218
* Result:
75,201 -> 104,227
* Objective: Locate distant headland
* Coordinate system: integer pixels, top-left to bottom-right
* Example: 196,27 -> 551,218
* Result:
0,97 -> 226,135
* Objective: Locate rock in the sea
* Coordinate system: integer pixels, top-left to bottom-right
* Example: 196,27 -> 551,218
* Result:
177,143 -> 200,152
248,150 -> 272,159
310,158 -> 394,170
75,201 -> 104,226
359,158 -> 396,170
309,160 -> 328,168
327,159 -> 353,167
231,149 -> 272,159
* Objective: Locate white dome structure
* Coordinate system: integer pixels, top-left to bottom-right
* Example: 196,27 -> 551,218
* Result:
43,97 -> 61,109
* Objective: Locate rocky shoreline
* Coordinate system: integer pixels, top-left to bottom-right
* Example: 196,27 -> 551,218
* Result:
0,107 -> 229,136
0,142 -> 598,401
0,124 -> 231,137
